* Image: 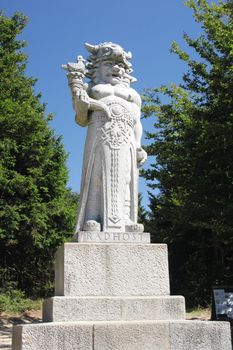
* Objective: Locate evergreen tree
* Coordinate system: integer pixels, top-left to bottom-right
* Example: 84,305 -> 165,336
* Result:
142,0 -> 233,306
0,12 -> 78,296
138,193 -> 147,224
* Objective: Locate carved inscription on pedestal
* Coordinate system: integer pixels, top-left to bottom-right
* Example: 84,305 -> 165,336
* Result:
73,231 -> 150,243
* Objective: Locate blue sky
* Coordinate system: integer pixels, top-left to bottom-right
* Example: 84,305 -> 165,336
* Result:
2,0 -> 201,208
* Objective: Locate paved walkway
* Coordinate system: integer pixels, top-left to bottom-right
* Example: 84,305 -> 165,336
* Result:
0,314 -> 42,350
0,319 -> 12,350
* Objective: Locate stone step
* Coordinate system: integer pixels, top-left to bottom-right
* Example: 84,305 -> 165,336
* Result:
12,319 -> 232,350
55,243 -> 170,296
43,295 -> 185,322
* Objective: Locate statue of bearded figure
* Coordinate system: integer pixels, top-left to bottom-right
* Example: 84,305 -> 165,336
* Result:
64,42 -> 147,233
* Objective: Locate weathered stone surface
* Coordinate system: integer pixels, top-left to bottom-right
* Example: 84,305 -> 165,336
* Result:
94,321 -> 170,350
12,322 -> 93,350
55,243 -> 170,296
72,231 -> 150,243
12,320 -> 232,350
169,320 -> 232,350
94,320 -> 232,350
43,296 -> 185,322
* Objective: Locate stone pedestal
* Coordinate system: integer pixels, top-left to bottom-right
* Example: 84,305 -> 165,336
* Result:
12,238 -> 232,349
54,243 -> 170,296
12,320 -> 231,350
43,296 -> 185,322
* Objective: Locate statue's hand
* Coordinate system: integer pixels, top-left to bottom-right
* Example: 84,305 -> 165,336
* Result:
136,147 -> 147,167
73,89 -> 90,115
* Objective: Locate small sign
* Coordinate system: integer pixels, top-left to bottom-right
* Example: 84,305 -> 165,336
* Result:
212,287 -> 233,320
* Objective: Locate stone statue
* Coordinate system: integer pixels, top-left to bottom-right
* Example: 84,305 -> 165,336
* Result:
63,42 -> 147,234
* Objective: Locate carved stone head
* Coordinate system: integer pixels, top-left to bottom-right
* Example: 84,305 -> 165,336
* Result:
85,42 -> 136,85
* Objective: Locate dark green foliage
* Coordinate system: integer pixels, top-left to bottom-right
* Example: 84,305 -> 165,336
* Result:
138,193 -> 147,224
0,12 -> 78,297
0,287 -> 42,314
142,0 -> 233,307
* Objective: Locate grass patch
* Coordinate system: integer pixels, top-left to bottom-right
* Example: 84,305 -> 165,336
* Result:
186,306 -> 211,320
0,289 -> 41,315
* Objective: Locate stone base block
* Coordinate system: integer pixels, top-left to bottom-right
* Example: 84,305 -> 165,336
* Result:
95,320 -> 232,350
12,322 -> 93,350
12,320 -> 232,350
55,243 -> 170,296
43,296 -> 185,322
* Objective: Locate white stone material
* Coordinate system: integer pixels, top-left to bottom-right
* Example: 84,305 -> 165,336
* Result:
94,321 -> 170,350
83,220 -> 101,231
12,320 -> 232,350
42,296 -> 185,322
55,243 -> 170,296
94,320 -> 232,350
72,231 -> 150,243
63,42 -> 147,233
12,322 -> 93,350
169,320 -> 232,349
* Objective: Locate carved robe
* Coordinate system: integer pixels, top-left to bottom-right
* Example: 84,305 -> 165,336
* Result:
76,95 -> 139,232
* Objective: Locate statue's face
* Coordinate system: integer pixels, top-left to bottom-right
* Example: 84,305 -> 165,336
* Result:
98,60 -> 126,85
